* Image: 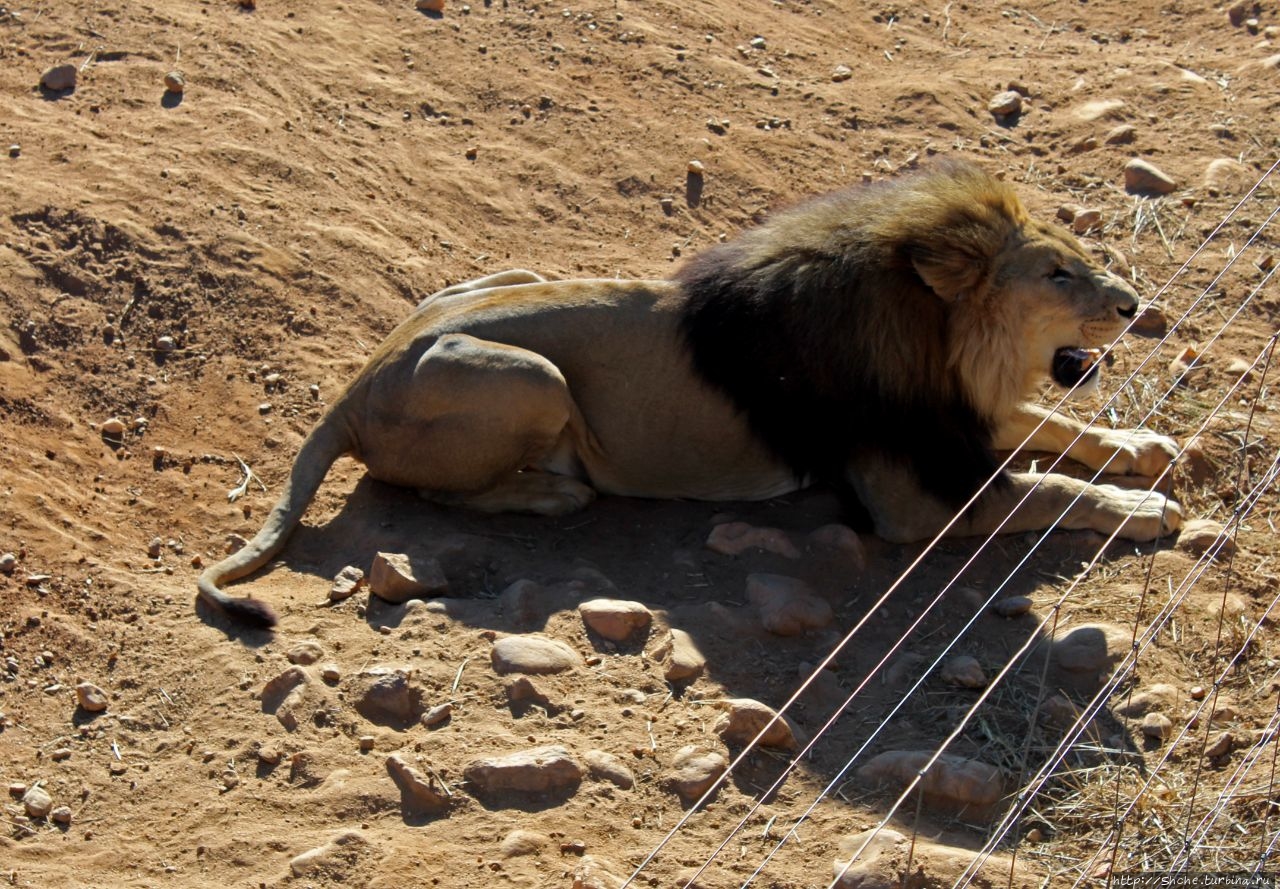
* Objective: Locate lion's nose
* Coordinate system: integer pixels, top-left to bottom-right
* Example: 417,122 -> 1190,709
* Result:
1117,298 -> 1138,319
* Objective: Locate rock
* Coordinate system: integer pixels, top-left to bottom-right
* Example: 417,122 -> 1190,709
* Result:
319,663 -> 341,682
1124,158 -> 1178,195
988,90 -> 1022,117
50,805 -> 72,825
687,159 -> 705,175
329,565 -> 365,601
1047,623 -> 1131,674
163,71 -> 185,93
583,750 -> 635,789
745,573 -> 833,636
1169,345 -> 1202,385
464,745 -> 583,795
1131,306 -> 1168,338
833,828 -> 1029,889
1204,158 -> 1250,195
573,855 -> 625,889
386,753 -> 451,812
578,598 -> 652,642
1227,356 -> 1255,382
667,745 -> 728,803
656,629 -> 705,682
40,64 -> 77,92
369,551 -> 448,603
806,524 -> 867,571
1227,1 -> 1254,27
147,537 -> 164,559
506,675 -> 558,712
714,698 -> 798,749
1113,683 -> 1179,718
491,635 -> 581,674
705,521 -> 800,558
261,666 -> 310,731
287,641 -> 323,665
993,595 -> 1033,618
940,655 -> 987,689
1177,519 -> 1234,558
0,553 -> 15,574
501,829 -> 549,857
289,831 -> 368,877
420,702 -> 452,727
101,417 -> 127,437
351,668 -> 419,725
831,64 -> 853,82
154,335 -> 176,353
1205,731 -> 1233,758
1105,124 -> 1137,145
359,736 -> 376,752
1203,592 -> 1249,621
1072,208 -> 1103,234
1040,694 -> 1083,729
76,681 -> 109,712
1075,98 -> 1125,121
498,578 -> 546,627
22,785 -> 53,818
416,0 -> 445,10
1142,712 -> 1174,741
858,750 -> 1005,809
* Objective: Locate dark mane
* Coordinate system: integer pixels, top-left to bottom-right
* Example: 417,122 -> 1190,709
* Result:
674,162 -> 1019,521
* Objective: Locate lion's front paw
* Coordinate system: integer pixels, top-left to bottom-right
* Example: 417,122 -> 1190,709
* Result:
1097,485 -> 1183,541
1093,428 -> 1179,477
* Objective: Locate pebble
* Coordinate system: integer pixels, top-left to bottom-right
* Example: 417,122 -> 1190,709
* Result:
1130,306 -> 1168,338
287,641 -> 324,665
101,417 -> 127,437
657,628 -> 705,682
359,735 -> 376,752
705,522 -> 800,558
1046,623 -> 1130,674
1177,518 -> 1234,559
351,668 -> 419,725
1205,731 -> 1233,758
582,749 -> 635,789
385,753 -> 451,811
1124,158 -> 1178,195
163,71 -> 185,93
992,595 -> 1033,618
501,829 -> 550,857
368,551 -> 448,603
940,655 -> 987,689
987,90 -> 1022,117
7,144 -> 18,158
40,63 -> 77,92
258,746 -> 282,766
289,832 -> 368,877
1168,345 -> 1202,386
858,750 -> 1005,809
154,335 -> 176,353
1072,208 -> 1103,234
464,745 -> 583,795
420,702 -> 453,727
687,159 -> 705,175
319,663 -> 341,682
831,64 -> 853,82
573,855 -> 625,889
1227,356 -> 1254,381
506,675 -> 556,711
0,553 -> 16,574
75,681 -> 109,712
416,0 -> 446,10
667,745 -> 728,803
491,634 -> 581,674
146,537 -> 164,559
714,698 -> 798,750
329,565 -> 366,601
578,598 -> 652,642
23,785 -> 53,818
1105,124 -> 1137,145
1141,711 -> 1174,741
745,573 -> 834,636
1112,683 -> 1178,718
50,805 -> 73,825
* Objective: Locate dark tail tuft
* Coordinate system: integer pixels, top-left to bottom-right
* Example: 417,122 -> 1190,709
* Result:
218,596 -> 278,629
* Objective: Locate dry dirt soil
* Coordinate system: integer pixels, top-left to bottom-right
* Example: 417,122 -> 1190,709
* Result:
2,2 -> 1279,888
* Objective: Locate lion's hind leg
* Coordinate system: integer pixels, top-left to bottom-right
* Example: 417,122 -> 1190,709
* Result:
417,270 -> 547,309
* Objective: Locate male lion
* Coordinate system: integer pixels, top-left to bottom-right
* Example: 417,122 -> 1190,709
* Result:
199,161 -> 1181,628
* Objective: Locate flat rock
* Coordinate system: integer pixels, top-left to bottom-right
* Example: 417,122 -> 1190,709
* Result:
41,63 -> 77,92
500,829 -> 550,857
1177,518 -> 1234,558
667,745 -> 728,803
714,697 -> 798,750
329,565 -> 365,601
940,655 -> 987,689
1112,683 -> 1179,718
653,628 -> 706,682
22,784 -> 53,818
75,681 -> 109,712
287,641 -> 324,665
368,551 -> 448,603
386,753 -> 451,812
992,595 -> 1033,618
1124,158 -> 1178,195
745,573 -> 833,636
833,828 -> 1034,889
289,831 -> 369,878
705,522 -> 800,559
1105,124 -> 1137,145
578,598 -> 652,642
491,634 -> 581,674
464,745 -> 583,795
1045,623 -> 1131,674
858,750 -> 1005,810
583,749 -> 635,789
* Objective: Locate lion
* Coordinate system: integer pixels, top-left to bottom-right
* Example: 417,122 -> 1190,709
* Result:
198,160 -> 1181,628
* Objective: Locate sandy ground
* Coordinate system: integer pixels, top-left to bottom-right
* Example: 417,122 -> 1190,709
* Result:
1,2 -> 1279,887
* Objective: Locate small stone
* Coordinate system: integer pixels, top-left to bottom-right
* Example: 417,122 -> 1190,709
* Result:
464,745 -> 583,795
416,0 -> 446,10
351,667 -> 419,725
583,750 -> 635,789
578,598 -> 652,642
154,335 -> 176,353
687,159 -> 705,175
359,735 -> 376,752
940,655 -> 987,689
289,832 -> 368,877
657,628 -> 705,682
1072,208 -> 1103,234
386,753 -> 451,811
464,146 -> 478,160
420,702 -> 452,726
163,71 -> 185,93
1113,683 -> 1179,718
714,698 -> 798,750
992,595 -> 1033,618
0,553 -> 17,574
1177,518 -> 1234,558
40,63 -> 77,92
833,828 -> 1025,889
1205,731 -> 1233,758
858,751 -> 1005,809
101,417 -> 127,437
1226,2 -> 1251,27
329,565 -> 366,601
50,748 -> 72,762
1168,345 -> 1202,385
706,522 -> 800,558
745,573 -> 833,636
22,785 -> 53,818
1105,124 -> 1137,145
491,635 -> 581,675
987,90 -> 1022,117
76,682 -> 109,713
1047,623 -> 1130,674
1124,158 -> 1178,195
369,551 -> 448,603
7,144 -> 19,158
501,829 -> 549,857
257,402 -> 272,415
1141,711 -> 1174,741
287,641 -> 324,665
50,805 -> 73,825
1130,306 -> 1168,338
319,663 -> 341,682
1190,685 -> 1207,701
1227,357 -> 1254,382
667,745 -> 728,803
831,64 -> 853,82
1204,158 -> 1250,195
258,747 -> 282,766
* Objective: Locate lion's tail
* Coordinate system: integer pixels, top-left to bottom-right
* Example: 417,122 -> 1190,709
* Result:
197,418 -> 352,628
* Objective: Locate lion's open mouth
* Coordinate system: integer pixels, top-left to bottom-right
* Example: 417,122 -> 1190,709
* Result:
1051,347 -> 1102,389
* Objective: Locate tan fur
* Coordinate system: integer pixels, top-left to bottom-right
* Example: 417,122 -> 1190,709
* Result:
197,169 -> 1182,627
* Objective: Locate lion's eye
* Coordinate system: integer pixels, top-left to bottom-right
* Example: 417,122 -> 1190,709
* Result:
1049,268 -> 1073,283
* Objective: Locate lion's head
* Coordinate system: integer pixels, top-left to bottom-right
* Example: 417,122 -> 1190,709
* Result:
676,160 -> 1144,508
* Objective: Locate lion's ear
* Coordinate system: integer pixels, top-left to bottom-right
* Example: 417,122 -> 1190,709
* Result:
910,249 -> 987,302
